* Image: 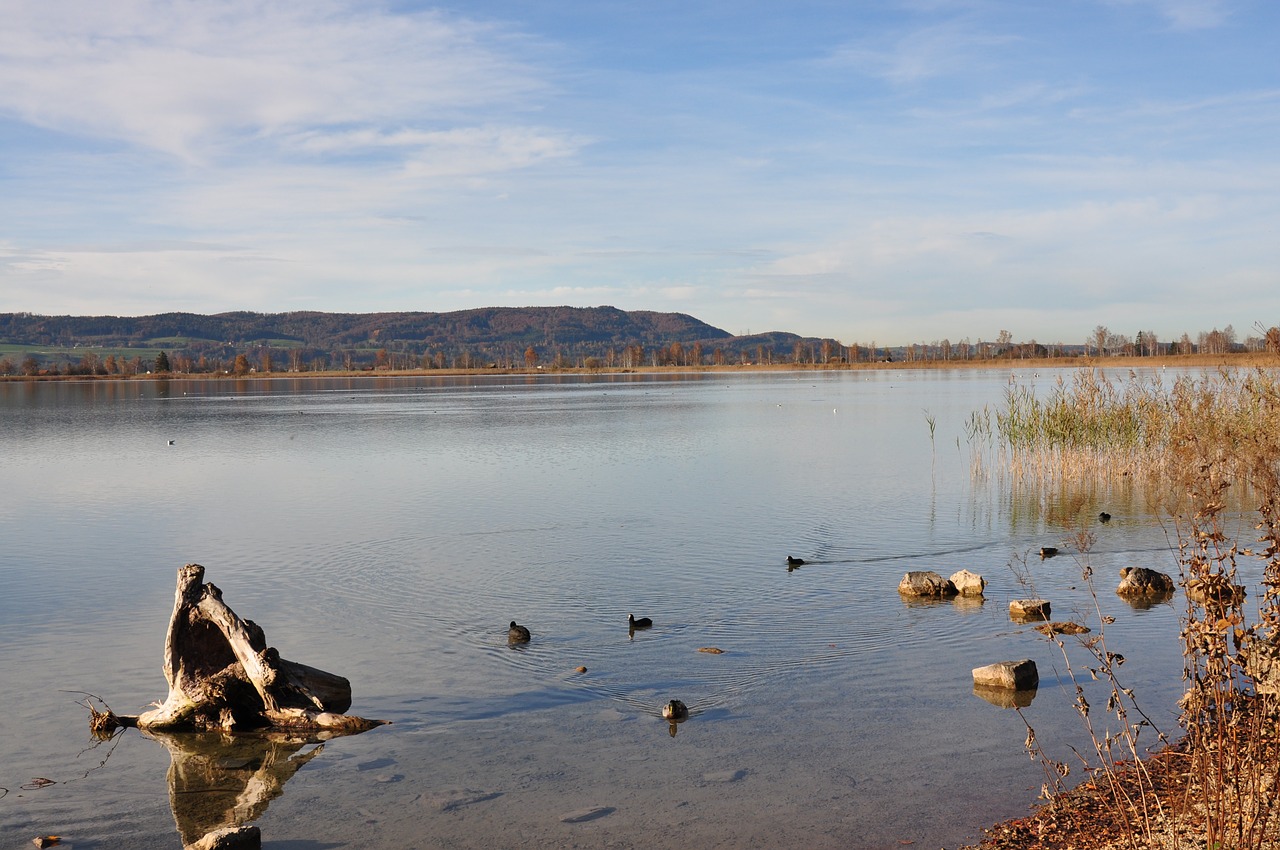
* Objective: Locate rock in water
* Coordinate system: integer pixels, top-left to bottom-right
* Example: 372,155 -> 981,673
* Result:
897,571 -> 958,597
1009,598 -> 1051,621
949,569 -> 986,597
972,659 -> 1039,690
1116,567 -> 1175,596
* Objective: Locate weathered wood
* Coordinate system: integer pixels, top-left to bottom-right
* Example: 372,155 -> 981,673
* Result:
126,564 -> 384,733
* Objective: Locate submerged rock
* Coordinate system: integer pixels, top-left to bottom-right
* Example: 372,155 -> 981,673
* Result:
702,769 -> 746,783
560,807 -> 614,823
1009,599 -> 1051,621
1034,621 -> 1091,636
421,789 -> 502,812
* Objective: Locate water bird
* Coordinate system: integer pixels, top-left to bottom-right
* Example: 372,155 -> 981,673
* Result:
1098,512 -> 1112,523
786,556 -> 806,567
167,440 -> 175,445
628,613 -> 653,629
1039,547 -> 1059,559
508,621 -> 531,643
662,699 -> 689,722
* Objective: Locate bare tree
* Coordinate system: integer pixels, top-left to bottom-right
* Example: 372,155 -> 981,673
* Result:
1140,330 -> 1159,357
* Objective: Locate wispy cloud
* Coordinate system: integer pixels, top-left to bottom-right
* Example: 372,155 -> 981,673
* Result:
824,20 -> 1020,85
1107,0 -> 1232,31
0,0 -> 545,162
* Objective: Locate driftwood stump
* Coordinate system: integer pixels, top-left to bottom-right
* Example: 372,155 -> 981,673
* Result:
124,564 -> 384,733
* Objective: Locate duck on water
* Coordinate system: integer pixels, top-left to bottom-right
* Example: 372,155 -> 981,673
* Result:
508,621 -> 531,643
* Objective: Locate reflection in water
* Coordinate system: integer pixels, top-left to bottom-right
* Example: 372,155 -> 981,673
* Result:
973,683 -> 1038,709
1119,590 -> 1175,611
143,729 -> 337,848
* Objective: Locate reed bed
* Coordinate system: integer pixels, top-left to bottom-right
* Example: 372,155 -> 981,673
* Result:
976,368 -> 1280,496
977,365 -> 1280,849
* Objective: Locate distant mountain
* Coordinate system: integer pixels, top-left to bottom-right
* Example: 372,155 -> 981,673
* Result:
0,306 -> 842,371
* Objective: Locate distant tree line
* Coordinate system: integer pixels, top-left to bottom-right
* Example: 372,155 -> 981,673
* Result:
1,309 -> 1278,377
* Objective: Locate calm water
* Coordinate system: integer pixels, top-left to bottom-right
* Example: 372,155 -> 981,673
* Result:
0,368 -> 1218,849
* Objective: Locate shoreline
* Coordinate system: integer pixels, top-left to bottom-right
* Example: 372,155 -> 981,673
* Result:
957,743 -> 1199,850
2,351 -> 1276,383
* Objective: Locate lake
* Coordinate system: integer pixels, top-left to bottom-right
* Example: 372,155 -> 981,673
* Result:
0,368 -> 1208,848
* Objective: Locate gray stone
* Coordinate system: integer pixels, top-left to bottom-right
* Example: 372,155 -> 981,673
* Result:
972,659 -> 1039,690
898,571 -> 958,597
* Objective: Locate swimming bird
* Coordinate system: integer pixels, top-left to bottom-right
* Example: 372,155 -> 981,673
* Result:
628,613 -> 653,629
1039,547 -> 1059,559
662,699 -> 689,722
508,621 -> 531,643
1098,512 -> 1112,523
786,556 -> 806,567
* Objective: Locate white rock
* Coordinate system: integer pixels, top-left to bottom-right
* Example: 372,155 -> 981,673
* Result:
949,569 -> 986,597
972,659 -> 1039,690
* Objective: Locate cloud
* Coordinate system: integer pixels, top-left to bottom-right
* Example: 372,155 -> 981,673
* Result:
1107,0 -> 1231,30
825,20 -> 1020,85
0,0 -> 545,162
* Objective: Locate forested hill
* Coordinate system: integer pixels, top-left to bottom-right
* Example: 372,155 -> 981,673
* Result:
1,306 -> 838,372
1,306 -> 728,348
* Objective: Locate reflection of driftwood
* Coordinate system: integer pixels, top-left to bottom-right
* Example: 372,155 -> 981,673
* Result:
144,728 -> 330,848
124,564 -> 384,733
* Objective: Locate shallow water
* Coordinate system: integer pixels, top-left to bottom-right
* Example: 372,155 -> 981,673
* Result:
0,368 -> 1224,848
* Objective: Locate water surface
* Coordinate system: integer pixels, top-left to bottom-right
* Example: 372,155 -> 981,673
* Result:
0,369 -> 1217,848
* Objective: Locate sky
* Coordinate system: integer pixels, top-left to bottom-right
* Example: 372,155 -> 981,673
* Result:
1,0 -> 1277,346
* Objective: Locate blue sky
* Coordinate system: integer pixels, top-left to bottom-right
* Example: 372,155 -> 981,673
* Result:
1,0 -> 1277,346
